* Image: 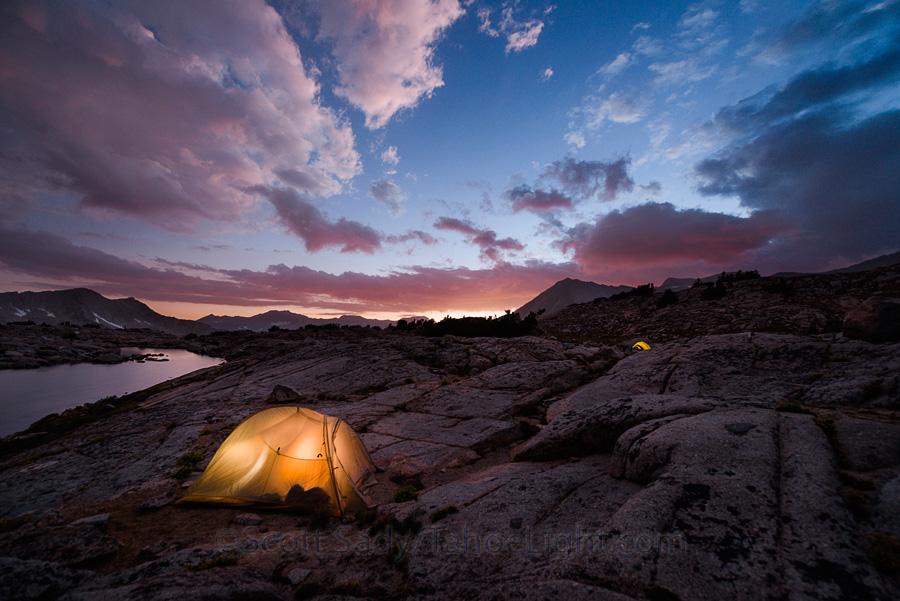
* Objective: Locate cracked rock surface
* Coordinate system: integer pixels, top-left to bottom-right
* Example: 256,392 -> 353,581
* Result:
2,268 -> 900,600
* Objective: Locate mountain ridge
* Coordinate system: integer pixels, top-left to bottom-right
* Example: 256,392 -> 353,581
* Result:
197,310 -> 395,331
516,278 -> 632,316
0,288 -> 211,336
0,288 -> 401,334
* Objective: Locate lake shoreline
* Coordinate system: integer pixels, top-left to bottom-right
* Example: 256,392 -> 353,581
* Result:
0,348 -> 224,439
0,323 -> 219,370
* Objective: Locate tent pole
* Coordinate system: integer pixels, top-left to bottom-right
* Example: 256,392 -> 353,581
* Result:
324,418 -> 344,516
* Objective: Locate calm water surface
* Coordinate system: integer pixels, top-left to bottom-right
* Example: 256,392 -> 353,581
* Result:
0,348 -> 223,437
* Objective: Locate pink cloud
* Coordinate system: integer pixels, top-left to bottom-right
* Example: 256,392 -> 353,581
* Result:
255,186 -> 382,254
0,0 -> 359,231
559,202 -> 791,272
478,6 -> 546,53
317,0 -> 464,129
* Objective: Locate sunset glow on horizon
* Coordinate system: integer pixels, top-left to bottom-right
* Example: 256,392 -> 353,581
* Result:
1,0 -> 898,320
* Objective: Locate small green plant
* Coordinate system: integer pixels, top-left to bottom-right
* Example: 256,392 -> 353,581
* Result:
813,414 -> 836,437
440,379 -> 450,386
862,379 -> 885,401
775,399 -> 808,413
430,505 -> 459,523
18,455 -> 39,467
0,515 -> 31,533
173,450 -> 204,480
199,427 -> 212,436
865,532 -> 900,574
393,484 -> 419,503
335,394 -> 348,401
403,377 -> 415,384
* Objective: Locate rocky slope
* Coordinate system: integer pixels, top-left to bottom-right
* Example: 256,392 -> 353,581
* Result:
1,270 -> 899,600
539,263 -> 900,344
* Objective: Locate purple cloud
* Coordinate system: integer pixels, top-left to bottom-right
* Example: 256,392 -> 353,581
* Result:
505,186 -> 574,213
434,217 -> 525,263
256,186 -> 382,254
0,0 -> 359,231
542,157 -> 635,200
558,202 -> 790,272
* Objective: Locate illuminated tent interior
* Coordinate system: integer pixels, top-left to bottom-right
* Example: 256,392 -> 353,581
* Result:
178,406 -> 377,515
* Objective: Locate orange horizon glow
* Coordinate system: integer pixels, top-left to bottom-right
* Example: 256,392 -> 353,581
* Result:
144,300 -> 524,323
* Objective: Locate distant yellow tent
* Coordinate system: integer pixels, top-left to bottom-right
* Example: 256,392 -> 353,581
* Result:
632,341 -> 651,350
179,406 -> 376,516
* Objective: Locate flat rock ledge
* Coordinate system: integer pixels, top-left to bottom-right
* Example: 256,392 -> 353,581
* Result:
1,330 -> 898,600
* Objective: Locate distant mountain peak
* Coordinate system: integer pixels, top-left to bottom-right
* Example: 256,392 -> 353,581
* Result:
517,279 -> 633,317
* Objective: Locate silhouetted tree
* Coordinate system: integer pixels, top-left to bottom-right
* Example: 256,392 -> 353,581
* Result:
657,288 -> 678,308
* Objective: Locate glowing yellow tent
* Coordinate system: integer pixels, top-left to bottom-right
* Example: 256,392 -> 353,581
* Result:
632,341 -> 651,350
179,406 -> 377,516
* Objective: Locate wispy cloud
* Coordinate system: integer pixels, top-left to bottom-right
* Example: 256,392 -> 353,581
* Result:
600,52 -> 632,76
478,4 -> 546,53
588,92 -> 648,125
381,146 -> 401,166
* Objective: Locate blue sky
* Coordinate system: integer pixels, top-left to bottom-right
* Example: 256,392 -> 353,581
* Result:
1,0 -> 898,319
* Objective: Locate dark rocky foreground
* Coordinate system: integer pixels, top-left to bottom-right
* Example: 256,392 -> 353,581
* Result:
1,273 -> 900,600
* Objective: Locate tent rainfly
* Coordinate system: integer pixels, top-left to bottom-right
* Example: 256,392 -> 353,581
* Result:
632,341 -> 651,350
178,406 -> 377,516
